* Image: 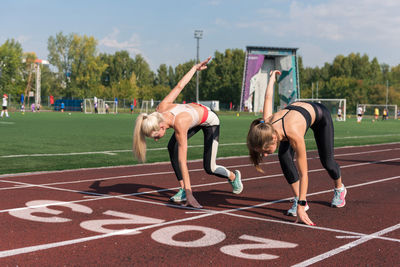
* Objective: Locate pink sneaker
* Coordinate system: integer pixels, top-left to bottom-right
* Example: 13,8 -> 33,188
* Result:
332,184 -> 347,208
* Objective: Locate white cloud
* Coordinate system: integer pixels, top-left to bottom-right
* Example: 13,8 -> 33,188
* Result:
231,0 -> 400,43
288,0 -> 400,43
99,28 -> 143,55
15,35 -> 31,44
207,0 -> 221,6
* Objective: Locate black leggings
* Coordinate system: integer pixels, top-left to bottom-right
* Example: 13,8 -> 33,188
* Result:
278,103 -> 341,184
168,125 -> 231,181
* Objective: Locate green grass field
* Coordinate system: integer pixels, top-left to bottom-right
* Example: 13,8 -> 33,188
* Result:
0,111 -> 399,175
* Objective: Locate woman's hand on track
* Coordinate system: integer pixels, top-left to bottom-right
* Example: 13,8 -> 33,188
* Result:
296,206 -> 316,226
183,192 -> 203,209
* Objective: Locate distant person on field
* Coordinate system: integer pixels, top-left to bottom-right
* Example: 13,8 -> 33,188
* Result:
21,103 -> 25,113
36,103 -> 41,112
374,107 -> 379,120
336,107 -> 342,121
357,106 -> 363,123
60,102 -> 65,112
31,103 -> 36,113
247,70 -> 346,226
133,56 -> 243,209
382,108 -> 388,120
130,102 -> 134,114
105,103 -> 109,114
1,94 -> 9,118
94,96 -> 98,114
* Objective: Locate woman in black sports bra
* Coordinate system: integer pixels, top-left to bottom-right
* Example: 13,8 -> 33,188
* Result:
247,70 -> 347,226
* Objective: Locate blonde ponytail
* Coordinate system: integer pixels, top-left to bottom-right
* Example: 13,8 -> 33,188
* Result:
133,112 -> 165,162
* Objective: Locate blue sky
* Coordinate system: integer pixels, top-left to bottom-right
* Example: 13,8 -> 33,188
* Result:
1,0 -> 400,71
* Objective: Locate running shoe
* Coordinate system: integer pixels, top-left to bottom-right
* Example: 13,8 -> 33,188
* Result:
331,184 -> 347,208
286,197 -> 310,216
229,170 -> 243,194
169,188 -> 186,203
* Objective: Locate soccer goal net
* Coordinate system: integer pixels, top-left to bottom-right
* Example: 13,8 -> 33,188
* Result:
295,98 -> 347,121
357,104 -> 398,120
84,98 -> 106,114
105,100 -> 118,114
140,100 -> 161,114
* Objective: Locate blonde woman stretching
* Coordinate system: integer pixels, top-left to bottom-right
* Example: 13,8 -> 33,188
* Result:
133,57 -> 243,208
247,70 -> 346,226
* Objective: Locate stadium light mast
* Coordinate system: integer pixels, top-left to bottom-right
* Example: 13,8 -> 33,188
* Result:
386,80 -> 389,109
194,30 -> 203,103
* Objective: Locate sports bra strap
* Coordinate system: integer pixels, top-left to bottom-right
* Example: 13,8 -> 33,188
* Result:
271,110 -> 290,138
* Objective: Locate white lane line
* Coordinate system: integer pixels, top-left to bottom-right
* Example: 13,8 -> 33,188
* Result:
0,176 -> 399,259
0,157 -> 399,216
291,223 -> 400,267
1,139 -> 399,158
0,147 -> 398,192
0,142 -> 398,181
335,236 -> 361,239
0,157 -> 399,214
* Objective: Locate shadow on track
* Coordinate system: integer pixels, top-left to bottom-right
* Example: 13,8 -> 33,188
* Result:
81,181 -> 295,223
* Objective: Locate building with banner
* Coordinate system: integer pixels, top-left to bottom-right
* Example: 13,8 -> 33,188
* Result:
240,46 -> 300,113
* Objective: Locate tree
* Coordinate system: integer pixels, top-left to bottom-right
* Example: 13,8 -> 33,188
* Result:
68,34 -> 107,98
132,54 -> 155,88
201,49 -> 245,106
48,32 -> 107,98
155,64 -> 169,87
0,39 -> 24,94
47,32 -> 74,94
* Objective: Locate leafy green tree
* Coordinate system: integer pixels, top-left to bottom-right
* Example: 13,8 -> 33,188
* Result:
201,49 -> 245,107
40,64 -> 59,98
48,32 -> 107,98
102,50 -> 134,86
0,39 -> 24,94
132,54 -> 155,88
47,32 -> 74,94
68,34 -> 107,98
155,64 -> 169,87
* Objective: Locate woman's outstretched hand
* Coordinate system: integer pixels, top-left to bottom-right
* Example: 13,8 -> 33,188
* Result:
195,56 -> 212,71
295,206 -> 316,226
183,191 -> 203,209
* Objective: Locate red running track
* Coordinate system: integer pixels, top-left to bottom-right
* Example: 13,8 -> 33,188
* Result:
0,143 -> 399,266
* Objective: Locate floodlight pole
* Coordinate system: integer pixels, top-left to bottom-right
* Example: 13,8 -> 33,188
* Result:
194,30 -> 203,103
386,80 -> 389,109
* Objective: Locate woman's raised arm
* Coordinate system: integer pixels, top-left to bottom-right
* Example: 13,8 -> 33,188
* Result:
158,56 -> 211,110
262,70 -> 281,119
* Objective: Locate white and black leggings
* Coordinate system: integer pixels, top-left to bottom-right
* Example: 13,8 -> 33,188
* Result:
279,102 -> 341,184
167,110 -> 231,181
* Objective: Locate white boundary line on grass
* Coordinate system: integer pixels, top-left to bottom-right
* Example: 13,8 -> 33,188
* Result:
1,136 -> 400,158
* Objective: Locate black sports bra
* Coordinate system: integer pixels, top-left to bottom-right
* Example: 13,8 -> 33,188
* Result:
271,104 -> 312,138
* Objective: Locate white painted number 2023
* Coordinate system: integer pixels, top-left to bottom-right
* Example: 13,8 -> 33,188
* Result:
9,200 -> 297,260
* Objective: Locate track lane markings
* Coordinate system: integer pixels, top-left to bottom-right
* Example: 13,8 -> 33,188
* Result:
0,175 -> 399,259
